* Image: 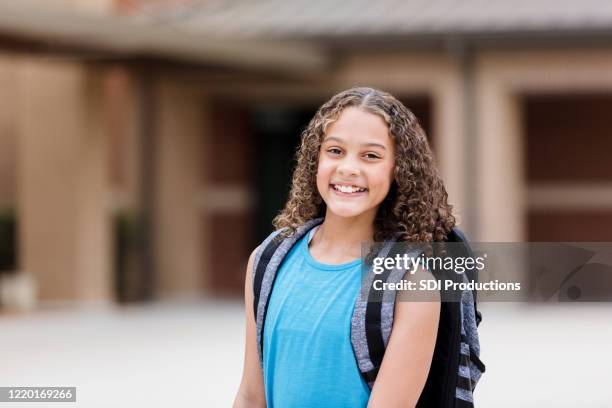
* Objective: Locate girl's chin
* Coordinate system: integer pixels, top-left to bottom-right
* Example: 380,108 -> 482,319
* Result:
325,204 -> 371,219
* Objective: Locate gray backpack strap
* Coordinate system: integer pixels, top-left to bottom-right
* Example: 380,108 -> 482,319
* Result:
455,275 -> 485,404
252,218 -> 324,366
351,238 -> 424,389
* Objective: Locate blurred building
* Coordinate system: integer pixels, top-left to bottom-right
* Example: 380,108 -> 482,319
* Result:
0,0 -> 611,304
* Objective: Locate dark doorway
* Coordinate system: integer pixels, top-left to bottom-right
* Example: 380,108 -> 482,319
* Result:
252,104 -> 317,243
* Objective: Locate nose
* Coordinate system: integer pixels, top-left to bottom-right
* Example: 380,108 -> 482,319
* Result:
337,156 -> 360,177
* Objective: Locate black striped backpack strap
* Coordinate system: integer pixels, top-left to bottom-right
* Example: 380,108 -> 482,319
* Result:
353,236 -> 465,408
252,218 -> 324,366
351,239 -> 424,389
449,228 -> 485,407
454,279 -> 485,407
447,228 -> 482,326
417,231 -> 472,408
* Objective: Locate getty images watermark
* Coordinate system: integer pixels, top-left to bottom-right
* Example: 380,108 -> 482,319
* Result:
360,242 -> 612,302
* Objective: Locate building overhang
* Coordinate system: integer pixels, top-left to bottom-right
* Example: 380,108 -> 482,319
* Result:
0,0 -> 328,75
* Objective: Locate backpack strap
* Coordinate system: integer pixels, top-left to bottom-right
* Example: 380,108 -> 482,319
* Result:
252,218 -> 324,366
418,255 -> 464,407
351,239 -> 424,388
417,300 -> 462,407
450,230 -> 485,406
454,279 -> 485,406
420,229 -> 485,407
447,227 -> 482,326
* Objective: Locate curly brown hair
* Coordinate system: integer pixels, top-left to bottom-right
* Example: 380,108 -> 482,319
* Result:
272,87 -> 455,242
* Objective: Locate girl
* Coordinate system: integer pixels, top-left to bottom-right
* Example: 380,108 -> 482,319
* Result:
234,87 -> 456,407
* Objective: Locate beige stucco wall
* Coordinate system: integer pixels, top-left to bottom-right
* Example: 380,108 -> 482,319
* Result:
17,59 -> 111,301
154,80 -> 204,299
106,66 -> 142,212
0,55 -> 18,210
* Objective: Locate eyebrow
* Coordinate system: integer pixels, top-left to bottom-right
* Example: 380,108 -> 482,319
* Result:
323,136 -> 387,150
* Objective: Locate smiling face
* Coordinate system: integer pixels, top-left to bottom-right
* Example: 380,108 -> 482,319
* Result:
316,107 -> 395,221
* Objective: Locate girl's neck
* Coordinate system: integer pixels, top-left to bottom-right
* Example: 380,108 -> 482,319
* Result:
309,211 -> 375,263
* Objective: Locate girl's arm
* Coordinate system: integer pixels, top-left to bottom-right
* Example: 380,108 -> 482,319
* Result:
367,266 -> 441,408
233,249 -> 267,408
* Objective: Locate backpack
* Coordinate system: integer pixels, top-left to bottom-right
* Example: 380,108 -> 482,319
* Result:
252,217 -> 485,407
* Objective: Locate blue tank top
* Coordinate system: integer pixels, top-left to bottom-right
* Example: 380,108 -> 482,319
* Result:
262,228 -> 370,407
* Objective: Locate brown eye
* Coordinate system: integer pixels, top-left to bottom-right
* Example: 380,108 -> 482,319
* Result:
364,152 -> 381,159
327,148 -> 342,155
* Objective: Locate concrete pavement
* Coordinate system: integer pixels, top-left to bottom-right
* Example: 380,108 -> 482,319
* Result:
1,300 -> 610,407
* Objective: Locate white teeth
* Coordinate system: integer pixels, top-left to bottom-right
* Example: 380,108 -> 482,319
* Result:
333,184 -> 366,193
